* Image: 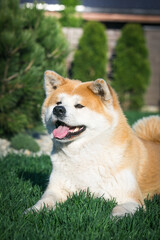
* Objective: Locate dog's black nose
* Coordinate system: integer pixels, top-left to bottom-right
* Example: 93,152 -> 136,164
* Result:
53,106 -> 66,118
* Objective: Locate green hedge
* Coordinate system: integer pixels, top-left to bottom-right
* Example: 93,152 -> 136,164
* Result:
11,133 -> 40,152
72,21 -> 107,81
112,24 -> 151,110
59,0 -> 83,27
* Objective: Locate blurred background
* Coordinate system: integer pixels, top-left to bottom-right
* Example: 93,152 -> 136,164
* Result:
0,0 -> 160,155
20,0 -> 160,111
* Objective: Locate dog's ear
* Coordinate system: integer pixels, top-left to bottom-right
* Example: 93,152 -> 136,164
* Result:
89,79 -> 112,102
44,70 -> 66,96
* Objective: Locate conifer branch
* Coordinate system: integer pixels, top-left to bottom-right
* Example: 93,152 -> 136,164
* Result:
6,73 -> 19,82
24,60 -> 34,73
47,48 -> 59,58
11,46 -> 21,56
3,59 -> 10,81
5,61 -> 34,83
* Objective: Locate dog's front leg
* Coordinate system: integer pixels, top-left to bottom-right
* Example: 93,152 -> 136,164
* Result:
111,187 -> 144,217
111,201 -> 142,217
109,171 -> 144,217
25,176 -> 70,213
30,189 -> 67,212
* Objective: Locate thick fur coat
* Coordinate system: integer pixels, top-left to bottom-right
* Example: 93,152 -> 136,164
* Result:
27,70 -> 160,217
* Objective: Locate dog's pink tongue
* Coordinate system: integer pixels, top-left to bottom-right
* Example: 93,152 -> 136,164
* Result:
53,126 -> 69,139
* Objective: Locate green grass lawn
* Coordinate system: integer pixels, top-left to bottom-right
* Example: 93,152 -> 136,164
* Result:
0,155 -> 160,240
0,111 -> 160,240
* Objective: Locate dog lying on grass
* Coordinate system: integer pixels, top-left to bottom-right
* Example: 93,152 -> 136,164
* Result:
27,70 -> 160,217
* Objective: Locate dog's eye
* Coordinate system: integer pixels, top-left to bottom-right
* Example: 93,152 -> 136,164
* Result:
56,101 -> 62,105
74,104 -> 84,109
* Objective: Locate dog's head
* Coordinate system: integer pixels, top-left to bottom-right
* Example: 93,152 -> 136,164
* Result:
42,70 -> 120,143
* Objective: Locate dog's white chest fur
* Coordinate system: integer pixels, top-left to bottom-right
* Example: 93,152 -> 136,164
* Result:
50,140 -> 133,203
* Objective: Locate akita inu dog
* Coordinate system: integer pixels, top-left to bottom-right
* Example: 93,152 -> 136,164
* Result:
27,70 -> 160,217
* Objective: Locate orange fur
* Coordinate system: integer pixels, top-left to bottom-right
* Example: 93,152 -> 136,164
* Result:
133,116 -> 160,143
44,79 -> 80,107
45,79 -> 112,120
130,116 -> 160,198
137,140 -> 160,198
112,113 -> 160,201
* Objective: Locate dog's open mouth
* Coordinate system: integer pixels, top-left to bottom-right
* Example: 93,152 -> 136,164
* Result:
53,120 -> 86,140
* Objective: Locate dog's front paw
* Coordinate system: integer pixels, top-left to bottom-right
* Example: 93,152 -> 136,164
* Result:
24,207 -> 36,214
24,205 -> 41,214
111,202 -> 140,217
24,199 -> 56,214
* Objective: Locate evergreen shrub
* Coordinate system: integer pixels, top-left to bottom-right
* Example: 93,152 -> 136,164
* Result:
0,0 -> 69,137
11,133 -> 40,152
59,0 -> 83,27
72,21 -> 107,82
112,23 -> 151,110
